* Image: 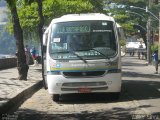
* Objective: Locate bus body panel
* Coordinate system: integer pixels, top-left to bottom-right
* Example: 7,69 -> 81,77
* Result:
47,73 -> 121,94
43,13 -> 122,96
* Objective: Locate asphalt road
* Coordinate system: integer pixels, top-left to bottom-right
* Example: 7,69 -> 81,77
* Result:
10,55 -> 160,120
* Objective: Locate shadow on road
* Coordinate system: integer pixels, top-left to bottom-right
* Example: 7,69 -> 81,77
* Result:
123,80 -> 160,100
122,56 -> 147,67
54,79 -> 160,104
123,71 -> 160,79
56,93 -> 126,104
122,61 -> 146,67
15,107 -> 140,120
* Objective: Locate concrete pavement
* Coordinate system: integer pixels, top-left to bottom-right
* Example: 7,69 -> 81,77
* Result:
0,54 -> 160,118
13,54 -> 160,120
0,64 -> 42,115
122,54 -> 160,116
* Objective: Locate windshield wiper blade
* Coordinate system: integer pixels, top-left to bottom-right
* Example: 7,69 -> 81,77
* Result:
51,51 -> 88,64
87,48 -> 110,60
69,51 -> 88,64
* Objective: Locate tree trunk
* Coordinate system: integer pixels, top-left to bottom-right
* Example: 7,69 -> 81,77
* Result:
11,6 -> 29,80
37,0 -> 44,80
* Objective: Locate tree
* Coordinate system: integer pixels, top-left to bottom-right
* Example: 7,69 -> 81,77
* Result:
8,0 -> 103,42
23,0 -> 45,82
105,0 -> 159,48
5,0 -> 104,80
37,0 -> 44,81
5,0 -> 29,80
105,0 -> 159,32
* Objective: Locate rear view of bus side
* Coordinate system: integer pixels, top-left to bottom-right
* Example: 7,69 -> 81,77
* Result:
43,13 -> 121,101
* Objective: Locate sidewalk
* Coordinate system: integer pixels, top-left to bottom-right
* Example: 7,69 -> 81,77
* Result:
0,65 -> 43,114
122,54 -> 160,115
122,54 -> 159,75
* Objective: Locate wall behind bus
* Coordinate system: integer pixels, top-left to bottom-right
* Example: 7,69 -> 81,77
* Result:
0,58 -> 17,69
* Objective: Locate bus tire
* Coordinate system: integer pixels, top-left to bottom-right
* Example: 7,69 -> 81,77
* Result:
52,94 -> 60,102
43,76 -> 48,89
112,92 -> 120,100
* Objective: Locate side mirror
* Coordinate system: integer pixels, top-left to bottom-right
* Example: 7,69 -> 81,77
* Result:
43,46 -> 46,53
43,33 -> 48,46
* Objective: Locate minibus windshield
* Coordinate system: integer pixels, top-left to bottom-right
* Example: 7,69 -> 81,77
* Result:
49,21 -> 117,60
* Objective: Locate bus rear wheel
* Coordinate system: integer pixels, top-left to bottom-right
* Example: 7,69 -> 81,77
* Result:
52,94 -> 60,102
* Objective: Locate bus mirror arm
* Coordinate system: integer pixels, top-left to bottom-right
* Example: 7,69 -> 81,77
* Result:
43,45 -> 47,53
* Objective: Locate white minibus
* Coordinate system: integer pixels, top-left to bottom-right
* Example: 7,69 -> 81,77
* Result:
43,13 -> 121,101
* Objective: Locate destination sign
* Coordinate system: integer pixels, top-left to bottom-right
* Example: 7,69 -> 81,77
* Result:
57,25 -> 90,33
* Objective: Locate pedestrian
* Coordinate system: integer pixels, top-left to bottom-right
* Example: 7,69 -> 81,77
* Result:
152,50 -> 158,74
30,47 -> 38,66
138,42 -> 143,59
24,45 -> 30,65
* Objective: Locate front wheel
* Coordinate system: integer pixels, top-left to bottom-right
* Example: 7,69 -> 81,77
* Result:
111,92 -> 120,100
52,94 -> 60,102
43,75 -> 48,89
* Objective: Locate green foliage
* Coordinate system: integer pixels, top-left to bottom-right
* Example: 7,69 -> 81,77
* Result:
5,0 -> 16,10
121,23 -> 133,31
114,14 -> 128,22
15,0 -> 101,29
109,0 -> 147,6
42,0 -> 94,24
105,0 -> 159,38
6,0 -> 104,44
119,39 -> 126,46
18,3 -> 39,30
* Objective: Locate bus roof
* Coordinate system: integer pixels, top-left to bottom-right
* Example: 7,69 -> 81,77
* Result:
50,13 -> 115,24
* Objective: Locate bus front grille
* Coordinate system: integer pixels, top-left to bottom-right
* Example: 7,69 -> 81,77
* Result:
61,87 -> 108,91
62,82 -> 107,87
61,82 -> 108,91
62,71 -> 105,77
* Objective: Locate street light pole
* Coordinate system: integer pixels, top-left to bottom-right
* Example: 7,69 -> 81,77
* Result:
147,18 -> 151,63
159,12 -> 160,59
130,6 -> 159,21
130,3 -> 160,63
147,0 -> 152,64
130,5 -> 152,63
125,10 -> 146,21
146,6 -> 159,21
130,4 -> 160,64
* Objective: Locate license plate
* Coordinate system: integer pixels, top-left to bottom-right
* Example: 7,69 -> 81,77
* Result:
78,88 -> 91,93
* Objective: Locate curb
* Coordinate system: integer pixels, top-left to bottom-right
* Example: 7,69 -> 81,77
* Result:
0,80 -> 43,115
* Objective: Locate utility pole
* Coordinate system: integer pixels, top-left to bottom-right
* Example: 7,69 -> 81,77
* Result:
158,12 -> 160,59
146,0 -> 152,64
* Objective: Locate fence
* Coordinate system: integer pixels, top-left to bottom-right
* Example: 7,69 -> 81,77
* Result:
0,58 -> 17,69
0,56 -> 41,69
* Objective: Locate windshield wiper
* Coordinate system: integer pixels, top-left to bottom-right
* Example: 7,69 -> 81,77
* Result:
69,50 -> 88,64
83,48 -> 110,60
51,51 -> 88,64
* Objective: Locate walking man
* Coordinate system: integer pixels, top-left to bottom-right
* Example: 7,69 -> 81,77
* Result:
25,45 -> 30,65
152,50 -> 159,74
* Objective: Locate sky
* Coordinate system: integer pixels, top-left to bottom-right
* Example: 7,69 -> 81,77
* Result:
0,0 -> 7,24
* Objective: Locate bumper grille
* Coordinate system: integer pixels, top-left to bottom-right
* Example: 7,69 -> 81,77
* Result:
61,82 -> 108,91
62,71 -> 105,77
62,82 -> 107,87
61,87 -> 108,91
